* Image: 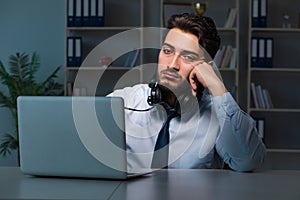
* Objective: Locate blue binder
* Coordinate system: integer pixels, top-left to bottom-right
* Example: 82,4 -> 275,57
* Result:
252,37 -> 273,68
74,0 -> 83,26
95,0 -> 104,26
67,0 -> 75,27
257,38 -> 265,67
264,37 -> 273,67
88,0 -> 104,26
67,37 -> 74,66
251,37 -> 259,67
82,0 -> 91,26
74,37 -> 82,66
251,0 -> 259,27
252,0 -> 268,28
259,0 -> 267,27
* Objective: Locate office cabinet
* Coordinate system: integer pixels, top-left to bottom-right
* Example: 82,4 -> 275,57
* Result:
247,0 -> 300,169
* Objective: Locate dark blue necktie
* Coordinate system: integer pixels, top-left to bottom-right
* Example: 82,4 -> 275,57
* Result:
151,107 -> 179,169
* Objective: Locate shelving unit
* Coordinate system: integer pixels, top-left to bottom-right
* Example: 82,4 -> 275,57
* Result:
247,0 -> 300,169
204,0 -> 239,102
65,0 -> 240,98
64,0 -> 300,170
65,0 -> 146,96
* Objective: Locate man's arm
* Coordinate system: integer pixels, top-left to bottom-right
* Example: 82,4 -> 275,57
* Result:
190,61 -> 266,171
213,93 -> 266,172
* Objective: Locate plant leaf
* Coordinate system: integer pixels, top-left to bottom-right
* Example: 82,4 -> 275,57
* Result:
0,91 -> 15,109
0,133 -> 18,156
28,52 -> 40,80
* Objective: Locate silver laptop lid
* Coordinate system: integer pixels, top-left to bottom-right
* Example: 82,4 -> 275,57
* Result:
17,96 -> 129,179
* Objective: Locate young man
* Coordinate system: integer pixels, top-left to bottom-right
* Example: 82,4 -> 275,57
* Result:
108,13 -> 266,172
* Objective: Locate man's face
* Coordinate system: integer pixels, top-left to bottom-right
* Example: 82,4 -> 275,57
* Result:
158,28 -> 204,93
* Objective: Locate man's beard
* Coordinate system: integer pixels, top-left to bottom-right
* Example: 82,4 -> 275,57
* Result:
157,68 -> 194,105
158,68 -> 204,103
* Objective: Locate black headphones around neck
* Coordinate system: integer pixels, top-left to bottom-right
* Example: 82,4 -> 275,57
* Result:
147,80 -> 205,109
147,82 -> 162,106
124,81 -> 204,113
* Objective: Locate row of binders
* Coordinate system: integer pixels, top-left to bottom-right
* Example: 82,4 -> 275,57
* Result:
251,0 -> 267,27
250,82 -> 273,109
214,45 -> 237,69
251,37 -> 273,67
67,37 -> 82,67
67,0 -> 104,27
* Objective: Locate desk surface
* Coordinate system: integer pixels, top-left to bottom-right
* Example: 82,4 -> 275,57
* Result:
1,167 -> 300,200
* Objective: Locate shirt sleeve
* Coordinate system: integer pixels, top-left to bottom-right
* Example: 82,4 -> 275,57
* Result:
107,84 -> 151,110
107,85 -> 141,106
213,92 -> 266,172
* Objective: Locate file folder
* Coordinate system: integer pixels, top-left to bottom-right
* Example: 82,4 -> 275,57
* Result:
265,38 -> 273,67
90,0 -> 97,26
82,0 -> 91,26
251,37 -> 259,67
74,0 -> 83,26
259,0 -> 267,27
252,0 -> 259,27
67,0 -> 75,26
252,37 -> 273,67
67,37 -> 82,67
67,37 -> 74,66
258,38 -> 265,67
95,0 -> 104,26
74,37 -> 82,66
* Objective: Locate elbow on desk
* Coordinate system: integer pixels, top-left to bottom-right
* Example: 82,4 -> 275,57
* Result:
225,144 -> 267,172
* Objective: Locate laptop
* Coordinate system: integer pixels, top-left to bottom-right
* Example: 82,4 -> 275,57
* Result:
17,96 -> 152,179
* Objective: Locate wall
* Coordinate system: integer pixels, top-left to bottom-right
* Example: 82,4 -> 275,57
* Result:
0,0 -> 65,166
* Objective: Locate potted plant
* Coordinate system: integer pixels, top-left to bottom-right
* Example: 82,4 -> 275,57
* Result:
0,52 -> 63,159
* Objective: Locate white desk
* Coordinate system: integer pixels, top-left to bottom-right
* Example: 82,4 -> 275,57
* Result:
1,167 -> 300,200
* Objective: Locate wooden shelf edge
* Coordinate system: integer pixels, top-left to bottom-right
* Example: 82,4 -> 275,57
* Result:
249,108 -> 300,113
267,149 -> 300,153
66,66 -> 140,70
251,28 -> 300,32
250,68 -> 300,72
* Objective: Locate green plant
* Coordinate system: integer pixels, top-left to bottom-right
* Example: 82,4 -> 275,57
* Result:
0,52 -> 63,157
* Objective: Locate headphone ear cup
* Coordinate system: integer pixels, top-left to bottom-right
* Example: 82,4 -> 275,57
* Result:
147,82 -> 162,106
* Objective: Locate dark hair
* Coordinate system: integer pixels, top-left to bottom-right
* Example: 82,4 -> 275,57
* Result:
167,13 -> 221,58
